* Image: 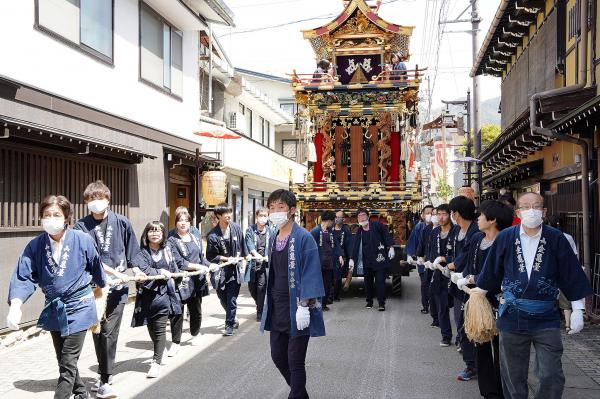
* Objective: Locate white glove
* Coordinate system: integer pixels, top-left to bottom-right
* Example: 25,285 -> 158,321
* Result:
441,267 -> 451,278
245,254 -> 253,261
568,309 -> 584,334
227,256 -> 238,264
388,247 -> 395,260
160,269 -> 172,279
433,256 -> 443,268
209,263 -> 220,272
348,259 -> 355,270
451,272 -> 463,284
456,277 -> 468,291
197,265 -> 210,275
296,305 -> 310,330
424,261 -> 433,270
417,257 -> 424,266
261,256 -> 269,263
6,299 -> 23,331
407,255 -> 415,265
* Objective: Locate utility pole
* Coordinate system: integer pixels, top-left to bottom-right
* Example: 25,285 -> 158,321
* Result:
466,88 -> 472,185
471,0 -> 482,202
441,113 -> 448,184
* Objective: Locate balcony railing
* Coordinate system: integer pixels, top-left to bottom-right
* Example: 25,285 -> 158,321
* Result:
291,181 -> 420,195
289,68 -> 425,88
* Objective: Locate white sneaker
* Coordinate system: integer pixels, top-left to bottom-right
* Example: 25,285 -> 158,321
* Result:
190,334 -> 203,346
167,343 -> 180,357
147,361 -> 161,378
96,383 -> 118,398
91,376 -> 101,392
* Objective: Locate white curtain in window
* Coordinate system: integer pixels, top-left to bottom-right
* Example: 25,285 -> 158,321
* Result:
171,31 -> 183,96
140,5 -> 163,87
80,0 -> 112,57
38,0 -> 80,43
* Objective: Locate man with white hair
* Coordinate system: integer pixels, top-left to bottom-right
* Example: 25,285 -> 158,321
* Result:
477,192 -> 592,399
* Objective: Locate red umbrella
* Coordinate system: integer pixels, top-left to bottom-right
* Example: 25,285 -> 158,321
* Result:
194,126 -> 241,139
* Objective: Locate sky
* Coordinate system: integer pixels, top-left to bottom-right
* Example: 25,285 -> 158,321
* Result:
214,0 -> 502,119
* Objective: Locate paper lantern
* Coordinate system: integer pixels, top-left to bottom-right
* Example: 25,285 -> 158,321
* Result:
201,171 -> 227,206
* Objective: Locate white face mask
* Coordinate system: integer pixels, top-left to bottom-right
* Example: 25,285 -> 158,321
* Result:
520,209 -> 543,228
358,220 -> 369,227
257,216 -> 268,226
43,217 -> 65,235
431,215 -> 439,225
269,212 -> 289,228
425,214 -> 432,223
88,199 -> 109,214
450,215 -> 457,225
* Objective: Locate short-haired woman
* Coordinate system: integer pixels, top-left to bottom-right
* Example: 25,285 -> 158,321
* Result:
7,195 -> 106,399
130,221 -> 184,378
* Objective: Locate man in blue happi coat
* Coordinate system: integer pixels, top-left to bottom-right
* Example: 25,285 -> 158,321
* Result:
406,204 -> 433,314
332,210 -> 353,302
416,207 -> 440,326
349,208 -> 395,311
245,207 -> 271,321
260,189 -> 325,399
477,192 -> 593,399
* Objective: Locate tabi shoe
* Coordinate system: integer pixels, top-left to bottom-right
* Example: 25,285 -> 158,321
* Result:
365,302 -> 373,309
440,339 -> 451,347
457,368 -> 477,381
146,361 -> 161,378
223,326 -> 234,336
167,343 -> 180,357
190,334 -> 203,346
96,383 -> 118,399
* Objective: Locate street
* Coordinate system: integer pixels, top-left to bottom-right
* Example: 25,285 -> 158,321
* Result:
1,272 -> 480,399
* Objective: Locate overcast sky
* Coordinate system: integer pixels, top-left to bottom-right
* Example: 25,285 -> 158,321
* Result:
215,0 -> 502,115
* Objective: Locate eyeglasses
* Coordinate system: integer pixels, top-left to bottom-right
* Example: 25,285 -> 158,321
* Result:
519,205 -> 544,211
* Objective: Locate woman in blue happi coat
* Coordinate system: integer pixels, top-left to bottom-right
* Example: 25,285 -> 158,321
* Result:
6,195 -> 106,399
131,221 -> 184,379
477,193 -> 593,399
260,189 -> 325,399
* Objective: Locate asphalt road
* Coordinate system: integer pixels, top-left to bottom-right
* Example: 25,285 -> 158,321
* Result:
133,273 -> 480,399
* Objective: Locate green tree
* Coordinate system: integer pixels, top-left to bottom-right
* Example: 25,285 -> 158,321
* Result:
436,177 -> 453,202
456,124 -> 501,156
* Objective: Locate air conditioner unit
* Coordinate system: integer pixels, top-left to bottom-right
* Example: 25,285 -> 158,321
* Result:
227,112 -> 246,134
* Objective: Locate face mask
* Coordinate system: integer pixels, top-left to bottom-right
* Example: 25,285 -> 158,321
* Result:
269,212 -> 289,228
335,218 -> 343,225
321,223 -> 329,230
88,199 -> 109,214
450,215 -> 457,224
43,217 -> 65,235
257,216 -> 268,225
520,209 -> 543,228
425,214 -> 432,223
358,220 -> 369,227
431,215 -> 439,225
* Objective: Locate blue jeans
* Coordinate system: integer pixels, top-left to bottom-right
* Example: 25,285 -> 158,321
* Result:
433,285 -> 452,340
499,329 -> 564,399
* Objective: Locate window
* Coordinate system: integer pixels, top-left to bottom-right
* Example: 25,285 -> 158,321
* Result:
140,3 -> 183,97
239,103 -> 245,115
36,0 -> 113,61
282,139 -> 299,161
266,121 -> 271,147
246,108 -> 253,136
259,116 -> 265,144
280,103 -> 296,116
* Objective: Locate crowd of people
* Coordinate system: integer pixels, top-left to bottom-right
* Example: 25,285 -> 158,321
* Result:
4,180 -> 594,399
405,192 -> 592,399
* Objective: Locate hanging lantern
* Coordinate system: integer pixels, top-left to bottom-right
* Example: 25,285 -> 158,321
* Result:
201,171 -> 227,206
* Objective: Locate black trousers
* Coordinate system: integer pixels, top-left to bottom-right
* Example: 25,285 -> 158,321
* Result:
147,315 -> 169,364
216,280 -> 241,328
364,267 -> 386,306
476,336 -> 503,399
51,329 -> 87,399
457,298 -> 476,369
270,331 -> 311,399
321,269 -> 333,306
426,270 -> 438,323
419,271 -> 430,309
248,267 -> 267,317
93,301 -> 125,383
171,295 -> 203,343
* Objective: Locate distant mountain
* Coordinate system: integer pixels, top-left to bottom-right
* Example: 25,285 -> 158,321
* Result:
422,96 -> 501,127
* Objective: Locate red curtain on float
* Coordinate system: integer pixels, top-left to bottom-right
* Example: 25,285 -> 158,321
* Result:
387,130 -> 401,184
313,131 -> 325,191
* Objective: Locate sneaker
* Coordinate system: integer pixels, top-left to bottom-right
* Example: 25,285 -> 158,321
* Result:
323,306 -> 330,311
96,383 -> 118,399
167,343 -> 180,357
146,361 -> 161,378
73,393 -> 90,399
440,339 -> 451,347
233,320 -> 240,329
91,375 -> 113,392
365,302 -> 373,309
420,308 -> 429,314
430,321 -> 440,328
190,334 -> 203,346
223,326 -> 234,336
334,298 -> 341,302
378,305 -> 386,311
457,345 -> 463,353
256,313 -> 262,322
457,368 -> 477,381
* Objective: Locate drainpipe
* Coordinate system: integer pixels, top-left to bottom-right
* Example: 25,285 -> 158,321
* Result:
529,0 -> 592,282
